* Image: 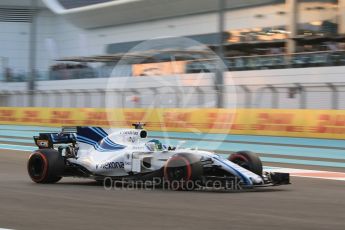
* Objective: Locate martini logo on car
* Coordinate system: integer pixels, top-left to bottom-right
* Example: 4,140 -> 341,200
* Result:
100,162 -> 125,169
120,131 -> 139,135
36,140 -> 49,148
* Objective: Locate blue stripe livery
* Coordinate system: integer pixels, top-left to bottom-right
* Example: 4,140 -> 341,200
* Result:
76,127 -> 125,152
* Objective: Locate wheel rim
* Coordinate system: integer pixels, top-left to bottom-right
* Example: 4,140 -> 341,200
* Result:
30,157 -> 44,176
167,165 -> 187,180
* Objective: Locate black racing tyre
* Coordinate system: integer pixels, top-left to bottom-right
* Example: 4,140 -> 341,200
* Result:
27,149 -> 65,184
229,151 -> 263,176
164,153 -> 203,190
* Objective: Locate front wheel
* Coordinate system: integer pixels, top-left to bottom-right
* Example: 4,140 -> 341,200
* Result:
229,151 -> 263,176
27,149 -> 65,184
164,153 -> 203,190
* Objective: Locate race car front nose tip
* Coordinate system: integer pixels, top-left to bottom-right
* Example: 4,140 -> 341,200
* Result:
250,176 -> 264,184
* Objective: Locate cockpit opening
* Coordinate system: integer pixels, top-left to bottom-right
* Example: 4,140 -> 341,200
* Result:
146,139 -> 163,151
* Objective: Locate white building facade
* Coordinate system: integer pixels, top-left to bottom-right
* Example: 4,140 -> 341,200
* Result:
0,0 -> 343,73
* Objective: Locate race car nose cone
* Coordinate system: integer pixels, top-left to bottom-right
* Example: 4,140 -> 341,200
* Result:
250,176 -> 264,184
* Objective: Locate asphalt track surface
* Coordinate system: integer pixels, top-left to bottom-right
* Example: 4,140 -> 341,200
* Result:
1,149 -> 345,230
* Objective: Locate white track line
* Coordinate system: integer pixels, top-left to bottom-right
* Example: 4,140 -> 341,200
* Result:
265,167 -> 345,181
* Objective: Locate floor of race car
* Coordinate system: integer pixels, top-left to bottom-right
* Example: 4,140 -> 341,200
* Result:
0,149 -> 344,230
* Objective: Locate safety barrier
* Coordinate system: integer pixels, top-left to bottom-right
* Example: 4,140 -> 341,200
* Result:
1,107 -> 345,139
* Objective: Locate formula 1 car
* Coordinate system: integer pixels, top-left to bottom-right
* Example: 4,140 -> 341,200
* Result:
27,124 -> 290,190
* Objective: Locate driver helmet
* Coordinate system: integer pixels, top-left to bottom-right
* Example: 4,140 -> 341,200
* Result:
146,139 -> 163,151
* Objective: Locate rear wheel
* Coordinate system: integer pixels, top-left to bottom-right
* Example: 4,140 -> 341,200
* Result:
27,149 -> 65,184
164,153 -> 203,190
229,151 -> 263,176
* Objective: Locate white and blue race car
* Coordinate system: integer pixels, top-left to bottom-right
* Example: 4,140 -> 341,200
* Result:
27,124 -> 289,190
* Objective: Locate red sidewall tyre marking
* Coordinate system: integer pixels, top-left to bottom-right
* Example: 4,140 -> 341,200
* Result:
230,154 -> 248,163
28,152 -> 48,183
164,156 -> 192,181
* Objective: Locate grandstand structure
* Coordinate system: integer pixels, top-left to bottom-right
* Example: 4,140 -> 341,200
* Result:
1,0 -> 345,109
0,0 -> 343,72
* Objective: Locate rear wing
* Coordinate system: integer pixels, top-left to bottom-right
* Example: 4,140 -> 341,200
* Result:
33,126 -> 77,149
62,126 -> 77,133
